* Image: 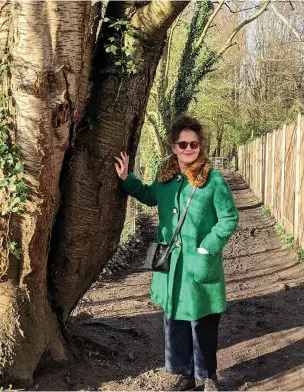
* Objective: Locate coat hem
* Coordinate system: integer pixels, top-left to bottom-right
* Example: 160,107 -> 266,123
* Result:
151,295 -> 226,321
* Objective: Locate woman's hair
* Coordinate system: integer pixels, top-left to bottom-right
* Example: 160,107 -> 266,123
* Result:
168,114 -> 205,146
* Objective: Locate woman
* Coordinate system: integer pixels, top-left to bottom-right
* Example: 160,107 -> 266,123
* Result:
114,115 -> 239,391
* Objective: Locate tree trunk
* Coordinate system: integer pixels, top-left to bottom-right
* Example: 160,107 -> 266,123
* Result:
48,0 -> 189,323
0,1 -> 98,384
0,0 -> 189,384
232,144 -> 238,171
216,128 -> 223,156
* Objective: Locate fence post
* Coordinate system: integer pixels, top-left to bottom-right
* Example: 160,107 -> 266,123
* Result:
281,124 -> 287,223
294,113 -> 302,242
271,130 -> 276,210
255,138 -> 258,195
260,136 -> 264,200
249,142 -> 252,187
265,133 -> 269,205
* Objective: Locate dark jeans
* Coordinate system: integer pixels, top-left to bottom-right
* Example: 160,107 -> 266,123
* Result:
164,313 -> 221,380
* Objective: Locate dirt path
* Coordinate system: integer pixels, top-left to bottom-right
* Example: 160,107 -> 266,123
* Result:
36,172 -> 304,391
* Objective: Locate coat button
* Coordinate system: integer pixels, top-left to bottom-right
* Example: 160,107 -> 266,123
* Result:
176,241 -> 181,247
173,208 -> 178,214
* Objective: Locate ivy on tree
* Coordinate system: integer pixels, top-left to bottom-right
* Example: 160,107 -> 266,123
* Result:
104,17 -> 140,75
0,52 -> 30,260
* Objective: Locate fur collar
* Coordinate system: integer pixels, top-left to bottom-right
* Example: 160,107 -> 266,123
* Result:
157,153 -> 212,187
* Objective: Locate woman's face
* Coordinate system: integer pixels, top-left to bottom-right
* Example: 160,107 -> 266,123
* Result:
172,130 -> 201,167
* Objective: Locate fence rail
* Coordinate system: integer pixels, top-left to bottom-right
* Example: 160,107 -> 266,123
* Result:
210,157 -> 233,171
238,113 -> 304,249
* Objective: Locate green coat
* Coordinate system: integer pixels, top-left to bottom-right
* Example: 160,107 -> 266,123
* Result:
123,158 -> 238,321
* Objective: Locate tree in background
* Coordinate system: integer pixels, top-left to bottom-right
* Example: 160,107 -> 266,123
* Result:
191,1 -> 304,160
240,1 -> 304,136
140,0 -> 269,177
143,0 -> 304,173
199,0 -> 304,154
191,4 -> 249,159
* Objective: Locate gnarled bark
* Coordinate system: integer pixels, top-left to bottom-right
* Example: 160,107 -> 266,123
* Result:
0,1 -> 98,384
0,0 -> 189,384
49,0 -> 190,323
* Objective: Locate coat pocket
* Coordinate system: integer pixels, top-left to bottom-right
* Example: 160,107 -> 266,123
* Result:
193,252 -> 220,283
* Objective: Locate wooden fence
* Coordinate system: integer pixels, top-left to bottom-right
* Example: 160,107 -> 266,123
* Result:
238,113 -> 304,249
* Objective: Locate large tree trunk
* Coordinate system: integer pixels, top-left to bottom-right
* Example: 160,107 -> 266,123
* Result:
48,0 -> 189,322
0,1 -> 98,384
0,0 -> 189,384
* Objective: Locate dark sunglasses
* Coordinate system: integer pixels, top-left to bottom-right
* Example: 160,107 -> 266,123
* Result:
175,141 -> 200,150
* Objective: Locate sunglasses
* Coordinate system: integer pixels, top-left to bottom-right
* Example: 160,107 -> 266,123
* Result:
174,141 -> 200,150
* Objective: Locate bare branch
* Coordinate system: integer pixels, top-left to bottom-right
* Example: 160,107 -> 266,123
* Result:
224,2 -> 261,14
146,112 -> 166,157
216,1 -> 270,60
270,3 -> 304,42
0,1 -> 8,14
164,12 -> 183,90
259,56 -> 304,62
194,0 -> 225,51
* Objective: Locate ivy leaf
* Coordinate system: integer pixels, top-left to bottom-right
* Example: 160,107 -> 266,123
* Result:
106,45 -> 118,54
11,197 -> 21,205
6,242 -> 22,259
12,248 -> 22,259
125,36 -> 135,46
14,161 -> 24,173
125,48 -> 136,57
6,158 -> 14,168
7,241 -> 16,249
8,183 -> 16,192
126,60 -> 134,67
10,206 -> 22,213
109,21 -> 120,28
19,194 -> 28,203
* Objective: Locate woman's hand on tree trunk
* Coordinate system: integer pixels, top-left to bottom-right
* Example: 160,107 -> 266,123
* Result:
114,152 -> 129,181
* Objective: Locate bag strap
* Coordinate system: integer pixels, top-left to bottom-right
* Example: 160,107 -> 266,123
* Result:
166,186 -> 197,253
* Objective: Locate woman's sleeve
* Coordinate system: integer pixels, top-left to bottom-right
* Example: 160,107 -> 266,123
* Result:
200,174 -> 239,255
123,172 -> 158,207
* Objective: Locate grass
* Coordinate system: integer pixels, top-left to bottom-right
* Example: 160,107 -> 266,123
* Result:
273,222 -> 304,263
274,222 -> 295,249
261,205 -> 271,217
297,248 -> 304,262
261,205 -> 304,262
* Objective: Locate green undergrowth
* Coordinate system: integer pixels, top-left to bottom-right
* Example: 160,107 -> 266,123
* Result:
274,222 -> 294,250
261,205 -> 271,217
274,222 -> 304,262
261,206 -> 304,262
0,124 -> 29,258
297,248 -> 304,262
1,46 -> 30,261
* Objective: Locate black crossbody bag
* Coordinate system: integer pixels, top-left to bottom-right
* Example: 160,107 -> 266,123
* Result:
144,186 -> 197,272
